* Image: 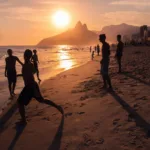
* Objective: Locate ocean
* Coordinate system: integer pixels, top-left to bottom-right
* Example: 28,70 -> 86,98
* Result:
0,45 -> 91,112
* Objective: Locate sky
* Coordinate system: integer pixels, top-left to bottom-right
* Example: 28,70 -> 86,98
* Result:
1,0 -> 150,45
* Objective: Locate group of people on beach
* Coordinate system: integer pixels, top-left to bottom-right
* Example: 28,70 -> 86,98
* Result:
3,33 -> 123,125
90,44 -> 100,60
5,49 -> 63,124
99,34 -> 124,90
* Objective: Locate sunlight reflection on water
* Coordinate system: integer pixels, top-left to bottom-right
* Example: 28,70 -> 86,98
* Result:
58,49 -> 74,70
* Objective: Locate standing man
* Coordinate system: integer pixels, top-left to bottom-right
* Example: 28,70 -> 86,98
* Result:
97,44 -> 100,56
99,34 -> 112,90
115,35 -> 124,73
32,49 -> 41,82
5,49 -> 23,98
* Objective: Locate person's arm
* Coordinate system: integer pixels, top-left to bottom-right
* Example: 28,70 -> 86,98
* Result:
4,59 -> 7,77
16,57 -> 23,66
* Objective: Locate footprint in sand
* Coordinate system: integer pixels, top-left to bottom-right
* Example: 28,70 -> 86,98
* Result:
91,122 -> 100,132
42,117 -> 50,121
113,118 -> 120,125
80,95 -> 89,101
80,103 -> 86,107
65,112 -> 73,117
77,112 -> 85,115
82,133 -> 105,146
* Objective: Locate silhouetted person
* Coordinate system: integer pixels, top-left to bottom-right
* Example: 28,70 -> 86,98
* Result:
91,51 -> 94,60
32,49 -> 41,82
90,46 -> 92,53
115,35 -> 124,73
97,44 -> 100,56
99,34 -> 112,90
17,49 -> 63,124
5,49 -> 23,98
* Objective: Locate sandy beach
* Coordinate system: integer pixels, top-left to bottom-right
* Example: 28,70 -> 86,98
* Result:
1,46 -> 150,150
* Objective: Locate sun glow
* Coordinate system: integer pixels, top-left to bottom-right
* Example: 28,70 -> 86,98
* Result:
52,10 -> 70,28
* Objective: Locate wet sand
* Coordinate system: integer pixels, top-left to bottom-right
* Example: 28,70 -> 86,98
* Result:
1,46 -> 150,150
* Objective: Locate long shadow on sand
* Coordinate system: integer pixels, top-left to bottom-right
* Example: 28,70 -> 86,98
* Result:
8,123 -> 26,150
123,72 -> 150,87
0,102 -> 18,134
48,115 -> 64,150
110,90 -> 150,137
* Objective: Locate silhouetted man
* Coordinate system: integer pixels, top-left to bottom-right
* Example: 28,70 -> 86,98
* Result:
5,49 -> 23,98
17,49 -> 63,124
32,49 -> 41,82
99,34 -> 112,90
97,44 -> 100,56
115,35 -> 124,73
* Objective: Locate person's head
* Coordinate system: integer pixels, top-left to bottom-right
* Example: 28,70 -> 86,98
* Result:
117,35 -> 121,42
33,49 -> 37,54
24,49 -> 32,62
99,34 -> 106,43
7,49 -> 13,56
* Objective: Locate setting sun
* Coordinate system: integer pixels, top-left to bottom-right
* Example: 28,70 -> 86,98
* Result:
52,10 -> 70,28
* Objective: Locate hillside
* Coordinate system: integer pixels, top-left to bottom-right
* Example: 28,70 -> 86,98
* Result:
37,21 -> 99,46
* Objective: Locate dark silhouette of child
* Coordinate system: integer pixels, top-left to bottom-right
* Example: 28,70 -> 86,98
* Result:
91,51 -> 94,60
115,35 -> 124,73
17,49 -> 63,124
5,49 -> 23,98
32,49 -> 41,82
99,34 -> 112,90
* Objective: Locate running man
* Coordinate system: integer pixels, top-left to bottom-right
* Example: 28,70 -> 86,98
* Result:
99,34 -> 112,90
32,49 -> 41,82
5,49 -> 23,98
115,35 -> 124,73
17,49 -> 63,124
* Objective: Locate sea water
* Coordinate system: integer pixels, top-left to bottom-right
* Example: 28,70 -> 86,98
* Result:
0,45 -> 91,111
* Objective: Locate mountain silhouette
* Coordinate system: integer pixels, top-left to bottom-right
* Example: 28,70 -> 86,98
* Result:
94,23 -> 141,42
37,21 -> 99,46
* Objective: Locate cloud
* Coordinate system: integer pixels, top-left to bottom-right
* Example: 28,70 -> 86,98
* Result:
98,11 -> 150,28
110,0 -> 150,6
38,0 -> 75,5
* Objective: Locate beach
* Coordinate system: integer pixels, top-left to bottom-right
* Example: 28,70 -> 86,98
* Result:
0,46 -> 91,112
1,46 -> 150,150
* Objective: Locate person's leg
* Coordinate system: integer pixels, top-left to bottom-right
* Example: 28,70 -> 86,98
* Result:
117,57 -> 121,73
36,65 -> 41,81
12,82 -> 16,95
102,75 -> 107,88
106,74 -> 112,89
34,82 -> 63,114
8,81 -> 13,97
119,57 -> 122,73
37,97 -> 64,114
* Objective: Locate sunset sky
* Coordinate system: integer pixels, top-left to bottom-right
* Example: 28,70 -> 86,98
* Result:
1,0 -> 150,45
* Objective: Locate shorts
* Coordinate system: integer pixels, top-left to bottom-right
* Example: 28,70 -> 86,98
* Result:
18,82 -> 43,106
7,70 -> 17,83
101,61 -> 109,75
